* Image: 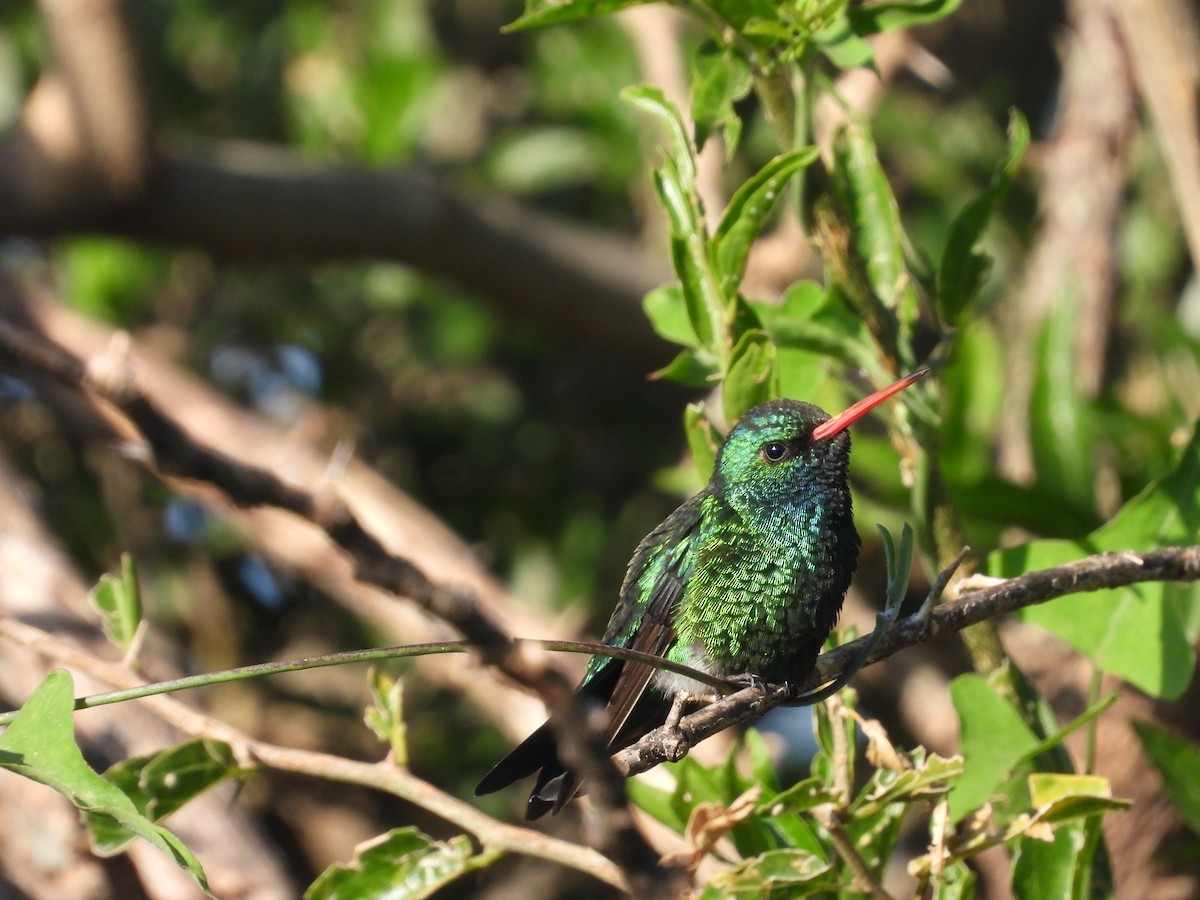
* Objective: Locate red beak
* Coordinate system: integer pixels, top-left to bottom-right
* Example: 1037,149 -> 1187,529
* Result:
811,369 -> 929,441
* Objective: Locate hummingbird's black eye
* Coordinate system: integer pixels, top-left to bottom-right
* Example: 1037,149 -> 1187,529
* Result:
760,441 -> 790,463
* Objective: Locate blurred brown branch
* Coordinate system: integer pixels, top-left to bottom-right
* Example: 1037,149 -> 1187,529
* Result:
0,310 -> 681,894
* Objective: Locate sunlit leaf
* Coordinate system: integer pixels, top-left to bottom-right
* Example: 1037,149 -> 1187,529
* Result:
988,419 -> 1200,698
848,0 -> 965,35
88,553 -> 143,654
507,0 -> 644,32
364,669 -> 408,764
691,44 -> 752,154
711,148 -> 818,296
948,674 -> 1038,822
829,118 -> 918,342
306,827 -> 484,899
644,283 -> 701,347
722,329 -> 777,423
0,671 -> 212,895
700,849 -> 836,897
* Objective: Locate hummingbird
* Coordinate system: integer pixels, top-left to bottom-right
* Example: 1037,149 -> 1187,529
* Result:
476,369 -> 928,818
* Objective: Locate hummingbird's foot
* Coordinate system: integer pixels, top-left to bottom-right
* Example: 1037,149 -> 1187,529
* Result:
915,545 -> 971,624
661,691 -> 710,762
727,672 -> 768,692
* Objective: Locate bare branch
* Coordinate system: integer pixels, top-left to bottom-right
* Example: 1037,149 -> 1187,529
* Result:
0,128 -> 667,362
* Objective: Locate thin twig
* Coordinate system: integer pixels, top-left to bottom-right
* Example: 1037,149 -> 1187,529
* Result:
816,806 -> 895,900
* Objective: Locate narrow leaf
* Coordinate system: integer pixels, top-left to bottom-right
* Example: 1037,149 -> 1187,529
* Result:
938,109 -> 1029,324
506,0 -> 644,32
711,149 -> 818,296
848,0 -> 965,35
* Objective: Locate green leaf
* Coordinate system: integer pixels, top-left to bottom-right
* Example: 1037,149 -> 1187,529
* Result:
752,281 -> 875,375
812,11 -> 875,69
650,348 -> 718,387
87,739 -> 247,854
623,85 -> 696,188
627,778 -> 687,834
1029,286 -> 1094,508
305,826 -> 486,900
1132,720 -> 1200,835
948,674 -> 1039,822
848,0 -> 965,35
928,860 -> 977,900
938,109 -> 1029,325
711,148 -> 819,297
851,751 -> 963,819
722,329 -> 777,423
1011,812 -> 1112,900
690,44 -> 752,154
364,669 -> 408,765
699,849 -> 836,898
628,86 -> 726,352
685,403 -> 721,482
830,118 -> 918,340
644,283 -> 701,347
507,0 -> 644,32
987,419 -> 1200,698
88,553 -> 143,654
0,671 -> 212,895
766,775 -> 839,816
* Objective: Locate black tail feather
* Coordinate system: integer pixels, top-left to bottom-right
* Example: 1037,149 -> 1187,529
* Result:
475,661 -> 672,819
475,722 -> 557,798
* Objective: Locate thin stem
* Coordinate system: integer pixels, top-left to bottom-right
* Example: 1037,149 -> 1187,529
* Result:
0,635 -> 735,726
1085,666 -> 1103,774
819,808 -> 894,900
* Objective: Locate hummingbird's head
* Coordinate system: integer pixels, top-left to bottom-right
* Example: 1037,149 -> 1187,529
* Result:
712,370 -> 928,518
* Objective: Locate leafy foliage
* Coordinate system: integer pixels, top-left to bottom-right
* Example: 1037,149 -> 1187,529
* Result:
3,0 -> 1197,894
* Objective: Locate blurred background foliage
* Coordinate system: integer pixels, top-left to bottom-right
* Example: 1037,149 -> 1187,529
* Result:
1,0 -> 1199,896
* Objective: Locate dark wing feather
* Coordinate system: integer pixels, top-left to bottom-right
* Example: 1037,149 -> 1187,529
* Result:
476,492 -> 707,818
539,495 -> 706,813
588,491 -> 706,742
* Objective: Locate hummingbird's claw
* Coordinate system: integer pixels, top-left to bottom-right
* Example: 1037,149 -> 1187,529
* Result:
915,545 -> 971,624
727,672 -> 768,692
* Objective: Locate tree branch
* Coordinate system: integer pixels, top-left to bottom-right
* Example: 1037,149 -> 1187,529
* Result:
0,122 -> 667,362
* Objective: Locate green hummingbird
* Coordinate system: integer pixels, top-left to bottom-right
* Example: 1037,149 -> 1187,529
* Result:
476,369 -> 928,818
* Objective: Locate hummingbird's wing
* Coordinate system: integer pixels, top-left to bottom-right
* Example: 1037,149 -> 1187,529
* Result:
476,493 -> 706,818
586,492 -> 706,746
